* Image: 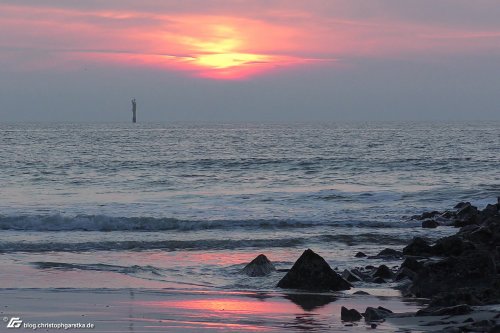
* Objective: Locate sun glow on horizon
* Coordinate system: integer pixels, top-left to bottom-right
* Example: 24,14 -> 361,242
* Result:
160,19 -> 306,79
0,5 -> 337,79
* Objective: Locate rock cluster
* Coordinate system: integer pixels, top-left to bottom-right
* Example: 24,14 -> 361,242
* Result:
337,199 -> 500,331
404,200 -> 500,308
246,199 -> 499,331
411,199 -> 500,229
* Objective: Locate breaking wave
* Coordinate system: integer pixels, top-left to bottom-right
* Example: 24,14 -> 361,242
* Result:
0,214 -> 420,232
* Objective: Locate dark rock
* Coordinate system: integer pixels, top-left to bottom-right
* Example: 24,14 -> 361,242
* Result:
403,237 -> 434,256
351,268 -> 370,281
242,254 -> 276,277
422,219 -> 439,228
377,248 -> 402,256
277,249 -> 352,291
416,211 -> 441,220
410,250 -> 496,298
455,202 -> 471,209
363,307 -> 392,321
463,318 -> 474,323
489,324 -> 500,333
341,306 -> 362,321
372,277 -> 386,284
458,224 -> 480,235
432,235 -> 475,257
467,227 -> 494,246
442,211 -> 456,219
355,252 -> 367,258
395,267 -> 417,281
370,323 -> 377,329
480,204 -> 499,222
353,290 -> 370,295
377,306 -> 393,313
365,265 -> 376,270
373,265 -> 394,279
429,290 -> 483,307
374,248 -> 403,258
416,304 -> 473,317
454,204 -> 479,227
401,257 -> 424,273
342,269 -> 362,282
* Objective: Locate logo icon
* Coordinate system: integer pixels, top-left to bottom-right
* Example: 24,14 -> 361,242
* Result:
6,317 -> 22,329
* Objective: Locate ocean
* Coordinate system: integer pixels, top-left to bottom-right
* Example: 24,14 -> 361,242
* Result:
0,122 -> 498,291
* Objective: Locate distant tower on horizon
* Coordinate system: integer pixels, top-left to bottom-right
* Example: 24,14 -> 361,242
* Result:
132,98 -> 137,123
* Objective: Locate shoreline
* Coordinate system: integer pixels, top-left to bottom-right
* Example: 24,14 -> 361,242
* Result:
2,200 -> 499,332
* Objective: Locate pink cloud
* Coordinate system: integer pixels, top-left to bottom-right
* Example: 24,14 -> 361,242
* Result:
1,2 -> 499,79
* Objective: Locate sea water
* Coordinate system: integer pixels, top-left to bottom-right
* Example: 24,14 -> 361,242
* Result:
0,122 -> 498,290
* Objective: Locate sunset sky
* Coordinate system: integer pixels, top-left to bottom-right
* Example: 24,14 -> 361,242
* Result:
1,0 -> 500,121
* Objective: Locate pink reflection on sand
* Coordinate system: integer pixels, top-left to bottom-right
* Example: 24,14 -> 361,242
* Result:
146,298 -> 298,313
134,295 -> 303,332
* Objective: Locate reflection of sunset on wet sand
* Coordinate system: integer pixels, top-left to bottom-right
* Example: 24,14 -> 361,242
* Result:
131,290 -> 421,332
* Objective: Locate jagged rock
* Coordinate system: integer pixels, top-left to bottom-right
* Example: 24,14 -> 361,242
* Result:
351,268 -> 370,281
401,257 -> 424,273
410,250 -> 496,298
422,219 -> 439,228
341,306 -> 362,321
395,267 -> 417,281
342,269 -> 362,282
480,204 -> 499,223
355,251 -> 367,258
373,265 -> 393,279
454,204 -> 480,227
432,235 -> 475,256
466,226 -> 494,246
277,249 -> 351,291
455,202 -> 471,209
363,307 -> 392,321
241,254 -> 276,277
404,200 -> 500,320
403,237 -> 433,256
458,224 -> 480,235
416,304 -> 473,317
